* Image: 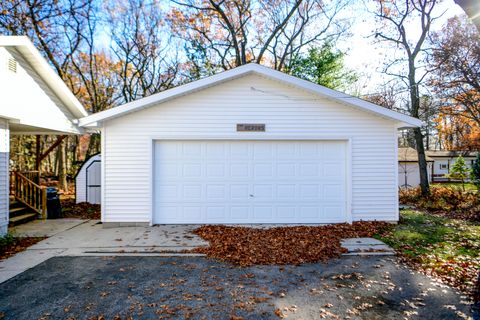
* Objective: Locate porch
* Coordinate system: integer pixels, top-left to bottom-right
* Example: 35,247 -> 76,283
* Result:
1,118 -> 80,235
0,36 -> 88,236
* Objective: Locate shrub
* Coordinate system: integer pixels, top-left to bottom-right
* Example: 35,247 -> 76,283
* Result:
446,156 -> 471,191
399,187 -> 480,221
0,233 -> 15,247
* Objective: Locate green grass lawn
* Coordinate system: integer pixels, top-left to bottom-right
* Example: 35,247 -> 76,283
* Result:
376,209 -> 480,295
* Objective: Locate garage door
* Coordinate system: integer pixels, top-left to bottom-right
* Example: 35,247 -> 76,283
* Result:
153,140 -> 347,224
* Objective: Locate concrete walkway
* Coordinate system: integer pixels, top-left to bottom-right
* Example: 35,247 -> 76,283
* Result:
9,218 -> 87,237
1,220 -> 394,284
1,220 -> 208,284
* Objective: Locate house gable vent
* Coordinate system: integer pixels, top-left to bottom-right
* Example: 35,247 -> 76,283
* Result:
7,58 -> 17,73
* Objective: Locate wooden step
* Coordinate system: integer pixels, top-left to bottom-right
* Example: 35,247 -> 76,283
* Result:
9,200 -> 24,209
9,206 -> 30,217
9,213 -> 38,226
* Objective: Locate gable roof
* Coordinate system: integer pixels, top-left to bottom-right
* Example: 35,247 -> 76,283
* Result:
0,36 -> 88,119
79,63 -> 422,128
426,150 -> 479,158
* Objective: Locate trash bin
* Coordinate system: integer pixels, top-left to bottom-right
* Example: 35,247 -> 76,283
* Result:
46,187 -> 62,219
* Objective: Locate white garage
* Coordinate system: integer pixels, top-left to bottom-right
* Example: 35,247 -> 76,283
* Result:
78,63 -> 422,226
153,140 -> 347,224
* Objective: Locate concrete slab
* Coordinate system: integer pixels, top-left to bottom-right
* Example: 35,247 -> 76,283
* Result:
9,219 -> 88,237
31,221 -> 208,250
1,220 -> 209,283
341,237 -> 395,255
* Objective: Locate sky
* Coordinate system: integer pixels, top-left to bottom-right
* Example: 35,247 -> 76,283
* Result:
96,0 -> 467,96
337,0 -> 465,94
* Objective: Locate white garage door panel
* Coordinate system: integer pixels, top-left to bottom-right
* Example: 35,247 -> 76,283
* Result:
153,140 -> 347,224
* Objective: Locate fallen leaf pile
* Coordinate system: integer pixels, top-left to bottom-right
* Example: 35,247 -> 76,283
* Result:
192,222 -> 390,266
61,198 -> 101,219
399,187 -> 480,221
0,237 -> 45,260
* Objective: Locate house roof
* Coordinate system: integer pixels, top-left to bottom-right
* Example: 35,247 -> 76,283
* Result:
0,36 -> 88,119
398,147 -> 434,162
426,150 -> 479,158
79,63 -> 423,128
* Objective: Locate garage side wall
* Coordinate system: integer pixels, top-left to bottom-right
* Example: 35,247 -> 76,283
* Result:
102,74 -> 398,223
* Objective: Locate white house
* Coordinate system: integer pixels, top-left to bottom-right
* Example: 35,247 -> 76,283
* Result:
80,64 -> 421,226
0,36 -> 87,235
398,147 -> 433,188
426,150 -> 478,182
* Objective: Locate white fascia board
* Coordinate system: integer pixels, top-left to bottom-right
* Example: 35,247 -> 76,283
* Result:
0,114 -> 20,122
79,63 -> 422,128
0,36 -> 88,119
255,65 -> 423,128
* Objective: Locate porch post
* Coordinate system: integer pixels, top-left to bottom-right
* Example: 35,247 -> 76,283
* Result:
0,118 -> 9,236
35,135 -> 40,170
35,135 -> 41,181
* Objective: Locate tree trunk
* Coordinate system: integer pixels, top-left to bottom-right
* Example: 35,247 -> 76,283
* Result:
414,127 -> 430,195
86,133 -> 101,157
58,141 -> 68,191
409,65 -> 430,196
54,145 -> 60,176
71,136 -> 78,165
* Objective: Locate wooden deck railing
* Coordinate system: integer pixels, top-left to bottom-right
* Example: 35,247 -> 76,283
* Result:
22,170 -> 40,183
10,171 -> 47,219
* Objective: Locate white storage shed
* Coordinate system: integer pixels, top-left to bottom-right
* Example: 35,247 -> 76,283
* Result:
75,153 -> 101,204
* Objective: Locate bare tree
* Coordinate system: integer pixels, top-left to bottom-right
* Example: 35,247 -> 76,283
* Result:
398,148 -> 419,189
0,0 -> 95,79
167,0 -> 348,73
373,0 -> 444,195
430,16 -> 480,127
107,0 -> 181,103
0,0 -> 97,190
365,81 -> 405,111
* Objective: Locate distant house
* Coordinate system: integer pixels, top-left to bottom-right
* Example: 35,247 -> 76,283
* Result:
398,147 -> 433,188
426,150 -> 478,182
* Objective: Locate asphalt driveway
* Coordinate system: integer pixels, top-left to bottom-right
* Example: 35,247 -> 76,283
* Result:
0,256 -> 471,320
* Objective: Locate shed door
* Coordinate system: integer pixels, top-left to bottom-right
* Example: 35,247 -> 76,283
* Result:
86,160 -> 101,204
153,140 -> 347,224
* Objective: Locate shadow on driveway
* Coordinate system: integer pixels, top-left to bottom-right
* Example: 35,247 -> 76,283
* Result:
0,256 -> 471,319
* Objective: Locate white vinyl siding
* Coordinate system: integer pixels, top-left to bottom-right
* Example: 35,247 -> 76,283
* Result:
0,47 -> 80,134
0,118 -> 9,235
102,74 -> 398,223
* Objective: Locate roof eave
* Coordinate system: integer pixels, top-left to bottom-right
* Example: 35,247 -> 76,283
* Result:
0,36 -> 88,119
79,63 -> 423,127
